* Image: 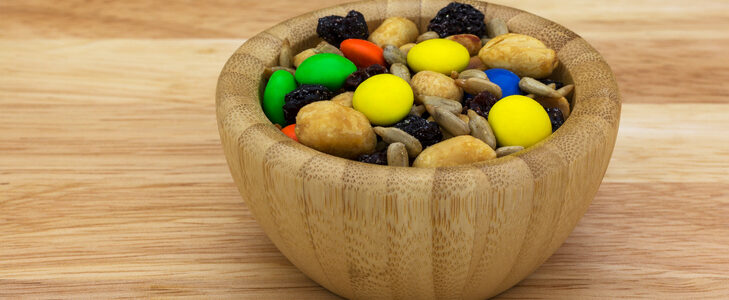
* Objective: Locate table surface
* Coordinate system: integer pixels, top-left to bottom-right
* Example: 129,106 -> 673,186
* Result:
2,0 -> 728,298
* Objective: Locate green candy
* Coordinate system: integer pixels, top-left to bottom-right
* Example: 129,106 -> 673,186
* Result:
263,70 -> 297,126
295,53 -> 357,91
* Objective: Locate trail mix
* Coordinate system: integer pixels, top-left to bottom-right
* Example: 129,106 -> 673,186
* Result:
261,2 -> 573,168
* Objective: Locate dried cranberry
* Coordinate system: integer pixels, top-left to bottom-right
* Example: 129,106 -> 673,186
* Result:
343,64 -> 388,91
282,84 -> 333,125
427,2 -> 486,38
316,10 -> 369,48
393,115 -> 443,147
356,150 -> 387,165
546,107 -> 565,132
462,90 -> 499,118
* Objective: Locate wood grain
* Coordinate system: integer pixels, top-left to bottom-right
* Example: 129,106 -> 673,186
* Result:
1,0 -> 728,299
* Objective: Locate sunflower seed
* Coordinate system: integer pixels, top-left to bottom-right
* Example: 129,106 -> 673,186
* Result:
455,78 -> 502,99
387,142 -> 409,167
467,109 -> 496,149
557,84 -> 574,97
409,104 -> 425,117
421,95 -> 462,115
487,18 -> 508,38
519,77 -> 562,98
373,127 -> 422,158
383,44 -> 407,65
496,146 -> 524,157
432,107 -> 470,136
389,63 -> 411,83
458,69 -> 488,80
416,31 -> 439,43
279,40 -> 293,68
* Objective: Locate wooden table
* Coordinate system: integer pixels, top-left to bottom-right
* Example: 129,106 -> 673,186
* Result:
2,0 -> 728,298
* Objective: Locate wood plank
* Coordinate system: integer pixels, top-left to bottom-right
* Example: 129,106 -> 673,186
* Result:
3,1 -> 728,104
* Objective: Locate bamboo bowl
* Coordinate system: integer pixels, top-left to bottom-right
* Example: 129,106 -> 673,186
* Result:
216,0 -> 620,298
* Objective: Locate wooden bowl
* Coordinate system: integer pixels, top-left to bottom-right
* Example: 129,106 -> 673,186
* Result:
216,0 -> 620,298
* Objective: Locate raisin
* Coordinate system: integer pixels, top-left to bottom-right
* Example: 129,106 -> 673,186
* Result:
462,90 -> 499,118
356,150 -> 387,165
343,64 -> 388,91
393,115 -> 443,147
427,2 -> 486,38
282,84 -> 334,125
316,10 -> 369,48
546,107 -> 565,132
538,79 -> 565,90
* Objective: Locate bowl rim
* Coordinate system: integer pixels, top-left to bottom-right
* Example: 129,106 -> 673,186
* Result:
216,0 -> 621,175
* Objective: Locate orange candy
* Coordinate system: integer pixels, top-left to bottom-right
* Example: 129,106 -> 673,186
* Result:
281,124 -> 298,142
340,39 -> 386,68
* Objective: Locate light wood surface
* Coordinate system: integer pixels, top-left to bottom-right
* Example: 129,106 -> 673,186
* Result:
1,0 -> 728,299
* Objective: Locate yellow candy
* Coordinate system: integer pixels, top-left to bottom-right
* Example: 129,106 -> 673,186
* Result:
488,95 -> 552,148
406,39 -> 470,75
353,74 -> 414,125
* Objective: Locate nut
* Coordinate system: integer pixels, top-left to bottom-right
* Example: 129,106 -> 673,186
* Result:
495,145 -> 524,157
279,40 -> 293,68
331,91 -> 354,108
411,71 -> 463,103
478,33 -> 558,78
412,135 -> 496,168
486,18 -> 509,38
293,48 -> 319,67
455,78 -> 502,99
416,31 -> 439,43
389,63 -> 411,83
458,69 -> 488,80
383,44 -> 407,65
467,109 -> 496,149
446,34 -> 482,56
316,41 -> 344,56
534,96 -> 571,118
387,142 -> 409,167
296,101 -> 376,159
399,43 -> 416,56
519,77 -> 562,98
373,127 -> 423,158
421,95 -> 462,115
369,17 -> 419,47
467,56 -> 487,70
432,107 -> 470,136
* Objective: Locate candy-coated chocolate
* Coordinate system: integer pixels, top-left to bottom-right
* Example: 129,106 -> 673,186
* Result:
295,53 -> 357,91
487,95 -> 551,147
406,39 -> 469,75
340,39 -> 386,68
281,124 -> 298,142
484,68 -> 521,98
352,74 -> 413,125
263,70 -> 297,126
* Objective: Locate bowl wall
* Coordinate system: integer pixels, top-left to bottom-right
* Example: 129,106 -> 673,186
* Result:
216,0 -> 620,299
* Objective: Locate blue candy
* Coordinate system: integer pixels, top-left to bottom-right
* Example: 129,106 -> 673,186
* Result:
485,68 -> 521,98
